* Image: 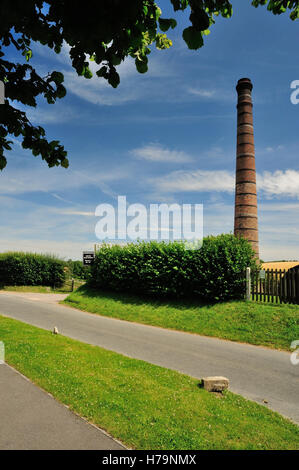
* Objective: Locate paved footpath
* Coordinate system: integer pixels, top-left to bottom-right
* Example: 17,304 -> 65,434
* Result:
0,291 -> 298,425
0,362 -> 124,450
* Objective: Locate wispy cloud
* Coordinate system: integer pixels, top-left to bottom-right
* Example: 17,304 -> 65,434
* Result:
0,165 -> 129,195
59,210 -> 95,217
26,104 -> 78,125
151,168 -> 299,199
187,87 -> 216,99
187,86 -> 234,103
62,50 -> 175,106
131,143 -> 193,163
257,170 -> 299,198
62,63 -> 139,106
260,202 -> 299,211
33,41 -> 143,106
151,169 -> 235,193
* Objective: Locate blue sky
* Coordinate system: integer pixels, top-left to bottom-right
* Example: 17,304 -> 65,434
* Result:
1,0 -> 299,260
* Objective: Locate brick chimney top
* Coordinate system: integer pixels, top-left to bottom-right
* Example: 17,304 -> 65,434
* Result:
236,78 -> 253,93
234,77 -> 259,259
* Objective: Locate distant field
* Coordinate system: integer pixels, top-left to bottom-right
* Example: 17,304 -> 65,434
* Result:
262,261 -> 299,270
1,279 -> 84,294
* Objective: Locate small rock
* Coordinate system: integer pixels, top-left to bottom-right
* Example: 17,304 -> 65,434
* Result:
202,376 -> 229,393
263,399 -> 269,404
53,327 -> 59,335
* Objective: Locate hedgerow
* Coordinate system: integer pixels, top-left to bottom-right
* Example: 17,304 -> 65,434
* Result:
66,260 -> 91,281
91,234 -> 256,302
0,252 -> 66,287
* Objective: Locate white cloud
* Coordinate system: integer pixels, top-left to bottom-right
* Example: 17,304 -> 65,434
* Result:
187,86 -> 234,103
257,144 -> 285,155
188,87 -> 216,98
0,165 -> 129,195
131,143 -> 193,163
62,51 -> 174,106
62,60 -> 139,106
59,210 -> 95,217
260,202 -> 299,212
26,104 -> 77,125
150,167 -> 299,199
32,41 -> 142,106
151,169 -> 235,193
257,169 -> 299,198
33,39 -> 220,107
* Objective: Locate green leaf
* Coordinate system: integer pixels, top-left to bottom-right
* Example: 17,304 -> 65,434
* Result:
111,55 -> 122,66
56,85 -> 66,98
182,27 -> 204,49
155,34 -> 173,50
159,18 -> 177,32
221,6 -> 233,18
51,71 -> 64,85
49,140 -> 60,149
135,58 -> 148,74
96,66 -> 107,78
24,49 -> 32,61
0,155 -> 7,170
155,6 -> 162,20
61,158 -> 69,168
108,70 -> 120,88
84,67 -> 93,79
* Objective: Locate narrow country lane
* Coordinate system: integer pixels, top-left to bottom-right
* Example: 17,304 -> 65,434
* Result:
0,291 -> 298,424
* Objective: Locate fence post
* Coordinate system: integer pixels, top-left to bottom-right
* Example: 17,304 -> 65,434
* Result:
246,267 -> 251,301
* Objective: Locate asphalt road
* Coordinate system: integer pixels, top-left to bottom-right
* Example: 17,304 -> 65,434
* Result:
0,363 -> 124,450
0,291 -> 298,424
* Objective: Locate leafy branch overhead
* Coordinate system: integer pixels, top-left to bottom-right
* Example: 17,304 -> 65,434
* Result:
0,0 -> 297,170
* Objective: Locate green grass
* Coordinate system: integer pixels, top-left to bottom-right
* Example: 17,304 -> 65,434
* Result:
0,315 -> 298,450
1,279 -> 84,294
63,286 -> 299,351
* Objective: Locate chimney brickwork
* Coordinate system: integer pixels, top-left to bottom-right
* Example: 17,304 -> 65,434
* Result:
234,78 -> 259,258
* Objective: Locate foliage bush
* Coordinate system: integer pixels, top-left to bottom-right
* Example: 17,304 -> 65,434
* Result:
0,252 -> 66,287
91,234 -> 257,302
66,260 -> 91,281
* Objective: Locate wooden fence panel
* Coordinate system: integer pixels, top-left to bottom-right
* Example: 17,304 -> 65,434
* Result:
250,267 -> 299,305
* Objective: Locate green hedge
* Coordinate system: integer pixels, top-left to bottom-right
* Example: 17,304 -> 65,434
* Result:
0,252 -> 66,287
91,234 -> 256,302
66,260 -> 91,281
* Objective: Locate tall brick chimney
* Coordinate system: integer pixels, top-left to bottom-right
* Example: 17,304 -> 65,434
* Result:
234,78 -> 259,258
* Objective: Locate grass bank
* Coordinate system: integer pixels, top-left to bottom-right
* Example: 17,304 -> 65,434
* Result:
0,315 -> 298,450
63,286 -> 299,351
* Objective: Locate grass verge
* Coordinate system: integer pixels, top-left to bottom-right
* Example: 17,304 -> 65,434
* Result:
1,279 -> 84,294
0,315 -> 298,450
63,286 -> 299,351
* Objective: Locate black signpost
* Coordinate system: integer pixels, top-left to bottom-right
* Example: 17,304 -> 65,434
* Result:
83,251 -> 95,266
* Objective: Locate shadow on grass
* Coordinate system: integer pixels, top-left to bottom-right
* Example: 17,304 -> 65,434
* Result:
72,283 -> 242,311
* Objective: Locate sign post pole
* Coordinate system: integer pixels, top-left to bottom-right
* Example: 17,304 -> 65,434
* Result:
246,267 -> 251,301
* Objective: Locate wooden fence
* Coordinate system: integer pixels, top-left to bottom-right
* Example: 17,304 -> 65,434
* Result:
250,268 -> 299,304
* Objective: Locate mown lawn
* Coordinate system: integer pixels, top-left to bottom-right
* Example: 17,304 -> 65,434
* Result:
0,315 -> 298,450
63,285 -> 299,351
